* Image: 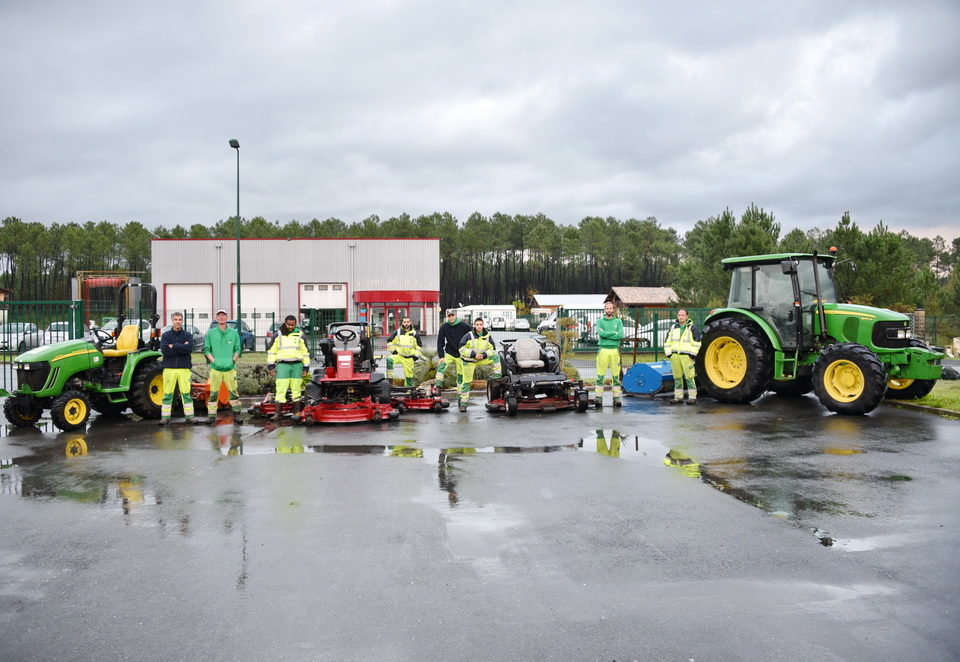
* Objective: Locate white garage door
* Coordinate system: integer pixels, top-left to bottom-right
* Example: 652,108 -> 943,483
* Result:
231,283 -> 280,336
164,284 -> 213,327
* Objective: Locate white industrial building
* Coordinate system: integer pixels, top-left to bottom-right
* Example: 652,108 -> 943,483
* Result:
150,238 -> 441,339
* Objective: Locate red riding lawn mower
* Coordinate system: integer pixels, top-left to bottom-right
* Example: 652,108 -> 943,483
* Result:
299,322 -> 399,424
485,336 -> 591,416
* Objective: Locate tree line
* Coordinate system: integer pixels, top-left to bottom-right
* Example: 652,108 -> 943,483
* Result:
2,209 -> 958,315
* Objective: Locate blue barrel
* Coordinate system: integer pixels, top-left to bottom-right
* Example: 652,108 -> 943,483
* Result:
622,360 -> 674,395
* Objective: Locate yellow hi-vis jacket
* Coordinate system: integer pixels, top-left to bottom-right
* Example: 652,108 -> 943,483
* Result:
664,321 -> 702,357
267,328 -> 310,365
459,330 -> 496,362
386,328 -> 422,357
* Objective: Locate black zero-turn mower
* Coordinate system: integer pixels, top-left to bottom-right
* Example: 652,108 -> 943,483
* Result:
298,322 -> 399,424
485,336 -> 591,416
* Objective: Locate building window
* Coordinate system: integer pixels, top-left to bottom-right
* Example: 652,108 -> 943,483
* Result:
304,285 -> 314,291
319,285 -> 328,291
333,284 -> 343,291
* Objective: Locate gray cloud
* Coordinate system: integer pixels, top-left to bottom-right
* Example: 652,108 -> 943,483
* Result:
2,0 -> 957,237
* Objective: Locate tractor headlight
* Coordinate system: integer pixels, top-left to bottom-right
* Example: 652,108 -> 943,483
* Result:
885,328 -> 910,340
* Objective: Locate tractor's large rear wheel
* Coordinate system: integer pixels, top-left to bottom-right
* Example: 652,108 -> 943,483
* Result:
3,397 -> 43,427
885,377 -> 936,400
813,343 -> 887,415
51,390 -> 91,431
130,360 -> 164,419
695,318 -> 772,404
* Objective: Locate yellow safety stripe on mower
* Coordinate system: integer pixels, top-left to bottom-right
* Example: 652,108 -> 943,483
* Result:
53,348 -> 100,362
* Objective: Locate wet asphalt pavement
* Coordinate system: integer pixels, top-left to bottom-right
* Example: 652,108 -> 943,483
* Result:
2,390 -> 959,661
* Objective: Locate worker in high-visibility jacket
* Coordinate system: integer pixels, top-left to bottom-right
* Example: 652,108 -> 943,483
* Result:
457,317 -> 502,412
385,317 -> 424,387
267,315 -> 311,420
663,308 -> 702,404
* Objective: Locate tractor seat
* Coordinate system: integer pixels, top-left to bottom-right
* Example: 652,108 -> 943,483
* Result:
329,324 -> 365,354
512,337 -> 545,370
102,324 -> 141,357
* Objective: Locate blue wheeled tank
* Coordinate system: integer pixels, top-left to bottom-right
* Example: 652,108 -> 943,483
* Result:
622,360 -> 674,396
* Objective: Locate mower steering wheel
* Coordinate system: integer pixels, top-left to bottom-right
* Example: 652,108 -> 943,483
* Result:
334,329 -> 357,343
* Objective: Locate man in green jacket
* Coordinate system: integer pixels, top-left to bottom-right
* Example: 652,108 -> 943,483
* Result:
203,308 -> 243,423
595,301 -> 624,407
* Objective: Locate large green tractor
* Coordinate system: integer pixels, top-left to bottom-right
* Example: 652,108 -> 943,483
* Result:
694,252 -> 944,415
2,283 -> 165,431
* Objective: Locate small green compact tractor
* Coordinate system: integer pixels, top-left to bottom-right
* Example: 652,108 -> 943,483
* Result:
695,251 -> 944,415
2,283 -> 164,431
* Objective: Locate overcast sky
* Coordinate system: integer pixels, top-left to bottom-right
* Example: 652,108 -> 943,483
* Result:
2,0 -> 958,239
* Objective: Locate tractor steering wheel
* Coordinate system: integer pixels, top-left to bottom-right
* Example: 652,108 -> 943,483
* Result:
92,328 -> 115,347
334,329 -> 357,343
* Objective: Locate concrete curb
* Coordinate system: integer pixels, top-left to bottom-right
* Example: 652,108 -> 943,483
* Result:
884,400 -> 959,417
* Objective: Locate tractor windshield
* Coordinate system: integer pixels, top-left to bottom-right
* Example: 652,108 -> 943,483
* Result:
796,259 -> 838,305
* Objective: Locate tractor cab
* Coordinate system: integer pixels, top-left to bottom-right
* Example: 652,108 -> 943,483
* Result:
723,253 -> 838,350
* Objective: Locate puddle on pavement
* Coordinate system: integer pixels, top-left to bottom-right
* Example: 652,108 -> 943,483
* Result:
1,423 -> 910,551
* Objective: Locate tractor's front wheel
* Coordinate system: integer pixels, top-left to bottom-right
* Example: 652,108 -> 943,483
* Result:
885,377 -> 937,400
51,390 -> 91,431
3,397 -> 43,427
813,343 -> 887,415
695,318 -> 772,404
130,361 -> 164,419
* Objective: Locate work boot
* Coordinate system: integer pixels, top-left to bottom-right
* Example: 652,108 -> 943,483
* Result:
272,407 -> 283,421
205,414 -> 216,424
613,397 -> 622,408
189,416 -> 206,425
233,411 -> 245,423
685,399 -> 696,406
669,398 -> 682,405
293,399 -> 303,415
158,417 -> 170,426
594,399 -> 602,409
458,403 -> 467,413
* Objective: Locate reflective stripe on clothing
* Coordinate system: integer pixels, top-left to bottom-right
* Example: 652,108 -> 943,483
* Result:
161,368 -> 194,418
669,353 -> 697,399
208,368 -> 240,412
595,347 -> 622,398
267,329 -> 310,365
664,321 -> 701,357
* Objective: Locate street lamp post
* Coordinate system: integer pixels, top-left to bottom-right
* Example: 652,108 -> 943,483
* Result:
229,139 -> 241,324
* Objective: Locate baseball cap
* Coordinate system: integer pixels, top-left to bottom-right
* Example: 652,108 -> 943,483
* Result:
215,308 -> 228,316
446,308 -> 457,316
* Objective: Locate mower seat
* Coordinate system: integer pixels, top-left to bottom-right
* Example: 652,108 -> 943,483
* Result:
512,338 -> 545,371
102,324 -> 140,357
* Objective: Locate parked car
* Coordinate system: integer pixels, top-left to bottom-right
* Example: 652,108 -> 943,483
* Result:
208,320 -> 256,351
160,324 -> 205,351
101,318 -> 153,344
44,321 -> 75,344
490,316 -> 507,331
514,318 -> 531,331
0,322 -> 40,353
263,321 -> 283,349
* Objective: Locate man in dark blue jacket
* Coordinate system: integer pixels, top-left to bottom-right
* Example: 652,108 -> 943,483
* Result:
436,309 -> 471,389
159,312 -> 201,425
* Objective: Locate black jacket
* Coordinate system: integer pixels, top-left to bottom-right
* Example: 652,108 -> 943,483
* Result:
436,320 -> 472,357
160,328 -> 194,369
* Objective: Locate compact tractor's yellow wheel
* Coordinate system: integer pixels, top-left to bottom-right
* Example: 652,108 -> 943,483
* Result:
51,390 -> 92,431
130,361 -> 164,419
885,376 -> 937,400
